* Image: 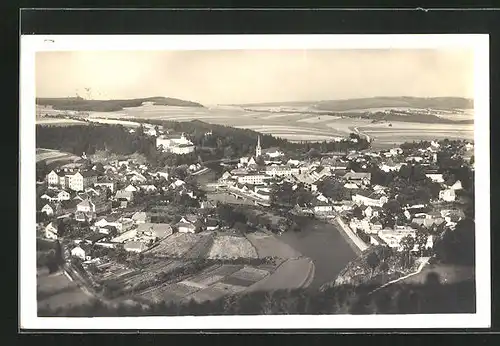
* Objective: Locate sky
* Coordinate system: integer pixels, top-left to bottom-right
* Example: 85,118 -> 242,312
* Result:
36,49 -> 475,105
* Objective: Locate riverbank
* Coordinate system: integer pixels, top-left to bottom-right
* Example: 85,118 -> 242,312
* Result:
332,216 -> 369,253
278,217 -> 357,289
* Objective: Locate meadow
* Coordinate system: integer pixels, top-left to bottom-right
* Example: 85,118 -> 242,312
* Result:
36,103 -> 474,146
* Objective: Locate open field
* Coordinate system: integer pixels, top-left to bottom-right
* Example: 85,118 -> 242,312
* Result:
36,118 -> 86,126
245,231 -> 301,259
207,235 -> 258,259
36,148 -> 81,164
36,103 -> 474,144
37,270 -> 92,311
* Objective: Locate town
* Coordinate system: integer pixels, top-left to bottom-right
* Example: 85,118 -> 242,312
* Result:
36,120 -> 475,315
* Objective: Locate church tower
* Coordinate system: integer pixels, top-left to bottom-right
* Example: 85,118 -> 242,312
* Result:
256,135 -> 262,158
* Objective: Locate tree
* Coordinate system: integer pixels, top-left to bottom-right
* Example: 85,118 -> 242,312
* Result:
352,206 -> 363,219
365,251 -> 380,279
383,199 -> 402,215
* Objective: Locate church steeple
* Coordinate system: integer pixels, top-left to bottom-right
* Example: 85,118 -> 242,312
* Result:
256,135 -> 262,158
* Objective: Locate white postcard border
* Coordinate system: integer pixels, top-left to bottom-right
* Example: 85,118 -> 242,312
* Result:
20,34 -> 490,330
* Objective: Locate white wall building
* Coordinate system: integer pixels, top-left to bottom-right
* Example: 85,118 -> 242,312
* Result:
156,133 -> 195,154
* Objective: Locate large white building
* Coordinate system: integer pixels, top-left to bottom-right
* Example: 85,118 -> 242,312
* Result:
47,170 -> 97,192
237,174 -> 268,185
156,133 -> 195,154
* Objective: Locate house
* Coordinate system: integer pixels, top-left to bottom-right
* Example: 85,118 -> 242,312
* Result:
352,192 -> 388,208
71,246 -> 88,261
115,189 -> 134,202
75,210 -> 94,222
176,222 -> 198,234
124,184 -> 138,192
67,171 -> 98,192
156,133 -> 195,154
170,179 -> 186,189
136,223 -> 173,239
94,180 -> 116,193
237,174 -> 268,185
129,173 -> 147,184
84,233 -> 108,245
139,184 -> 157,192
220,171 -> 232,181
449,180 -> 463,190
124,241 -> 148,253
154,171 -> 169,181
41,203 -> 61,216
98,225 -> 118,236
377,228 -> 416,250
426,174 -> 445,183
262,147 -> 284,158
47,170 -> 62,186
343,172 -> 371,185
131,212 -> 150,224
205,218 -> 219,231
364,206 -> 374,218
77,199 -> 95,213
370,221 -> 383,233
389,147 -> 403,156
40,190 -> 58,202
95,214 -> 134,234
439,189 -> 456,202
312,199 -> 333,214
200,200 -> 217,209
44,222 -> 59,240
344,182 -> 360,189
412,216 -> 445,228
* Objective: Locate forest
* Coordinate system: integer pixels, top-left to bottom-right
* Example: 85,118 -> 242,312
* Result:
36,120 -> 370,169
36,96 -> 204,112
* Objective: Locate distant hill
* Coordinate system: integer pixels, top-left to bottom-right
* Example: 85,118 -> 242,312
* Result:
234,97 -> 473,111
314,97 -> 474,112
36,96 -> 205,112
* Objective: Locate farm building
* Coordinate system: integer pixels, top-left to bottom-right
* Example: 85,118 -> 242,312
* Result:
131,212 -> 150,224
44,222 -> 59,240
176,222 -> 198,234
124,241 -> 148,253
70,246 -> 90,261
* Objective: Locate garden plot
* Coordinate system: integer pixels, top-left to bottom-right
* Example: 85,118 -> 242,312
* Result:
183,233 -> 215,259
140,282 -> 201,303
184,282 -> 246,303
207,235 -> 258,259
231,266 -> 270,282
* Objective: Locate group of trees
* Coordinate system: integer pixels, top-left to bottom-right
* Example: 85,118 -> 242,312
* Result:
270,182 -> 315,207
38,273 -> 476,316
37,120 -> 369,174
317,177 -> 351,201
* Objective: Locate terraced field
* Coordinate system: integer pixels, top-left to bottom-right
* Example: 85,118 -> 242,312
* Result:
207,235 -> 258,259
150,233 -> 211,258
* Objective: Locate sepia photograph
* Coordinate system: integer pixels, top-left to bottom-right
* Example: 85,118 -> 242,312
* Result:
20,34 -> 490,329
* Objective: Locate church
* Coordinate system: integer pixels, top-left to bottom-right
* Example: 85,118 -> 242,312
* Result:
238,135 -> 263,168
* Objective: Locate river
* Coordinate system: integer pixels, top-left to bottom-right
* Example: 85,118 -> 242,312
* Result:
278,217 -> 357,289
